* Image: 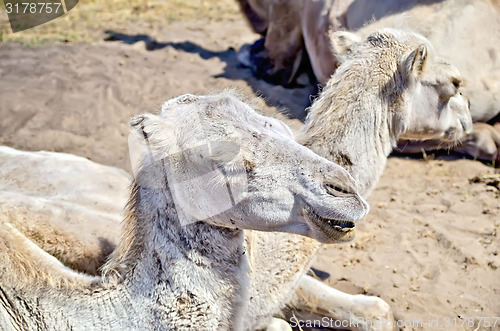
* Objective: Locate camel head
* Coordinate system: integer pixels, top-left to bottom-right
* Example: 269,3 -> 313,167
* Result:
129,92 -> 368,243
401,43 -> 473,142
330,28 -> 473,144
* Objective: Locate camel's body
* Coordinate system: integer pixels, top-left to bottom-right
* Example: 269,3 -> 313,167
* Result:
0,92 -> 369,330
1,30 -> 472,330
238,0 -> 500,162
0,147 -> 126,275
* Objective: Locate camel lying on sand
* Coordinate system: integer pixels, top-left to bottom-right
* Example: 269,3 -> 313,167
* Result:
0,92 -> 369,330
243,28 -> 471,330
1,28 -> 472,330
237,0 -> 500,164
0,147 -> 128,275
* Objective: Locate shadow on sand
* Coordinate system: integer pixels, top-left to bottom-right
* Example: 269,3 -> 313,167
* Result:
104,30 -> 317,121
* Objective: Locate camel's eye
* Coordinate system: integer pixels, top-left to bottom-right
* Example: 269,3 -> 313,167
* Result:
438,78 -> 461,101
325,183 -> 352,196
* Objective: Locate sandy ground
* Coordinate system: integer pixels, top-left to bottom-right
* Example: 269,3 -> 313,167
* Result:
0,15 -> 499,331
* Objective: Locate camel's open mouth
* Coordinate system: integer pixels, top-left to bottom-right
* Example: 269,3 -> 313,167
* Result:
306,208 -> 356,236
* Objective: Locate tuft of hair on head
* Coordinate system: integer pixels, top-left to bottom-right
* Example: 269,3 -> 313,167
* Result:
328,29 -> 362,64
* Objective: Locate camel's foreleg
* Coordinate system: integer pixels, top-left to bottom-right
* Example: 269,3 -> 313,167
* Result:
292,275 -> 394,331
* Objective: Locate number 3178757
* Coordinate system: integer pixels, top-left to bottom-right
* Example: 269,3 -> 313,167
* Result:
5,2 -> 63,14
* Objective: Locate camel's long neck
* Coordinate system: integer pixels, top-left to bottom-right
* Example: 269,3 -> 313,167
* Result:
300,63 -> 403,196
103,164 -> 249,330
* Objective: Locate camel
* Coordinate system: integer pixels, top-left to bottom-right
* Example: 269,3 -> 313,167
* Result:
0,91 -> 370,330
241,28 -> 472,330
3,29 -> 472,330
237,0 -> 500,164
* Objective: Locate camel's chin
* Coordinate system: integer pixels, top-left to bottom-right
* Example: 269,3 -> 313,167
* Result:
307,209 -> 357,243
401,129 -> 465,143
318,228 -> 356,244
442,130 -> 466,142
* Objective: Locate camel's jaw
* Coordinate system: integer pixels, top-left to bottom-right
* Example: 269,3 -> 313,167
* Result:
306,208 -> 356,243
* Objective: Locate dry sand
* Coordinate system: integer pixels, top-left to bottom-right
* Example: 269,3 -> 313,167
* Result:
0,15 -> 498,331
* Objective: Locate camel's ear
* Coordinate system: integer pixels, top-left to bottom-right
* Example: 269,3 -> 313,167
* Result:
130,114 -> 145,128
128,114 -> 174,188
406,44 -> 428,77
130,113 -> 174,144
129,113 -> 177,162
130,113 -> 151,134
130,113 -> 157,133
329,30 -> 361,63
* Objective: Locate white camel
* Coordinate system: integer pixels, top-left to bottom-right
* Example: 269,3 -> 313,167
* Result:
3,29 -> 472,330
240,28 -> 472,330
0,92 -> 370,330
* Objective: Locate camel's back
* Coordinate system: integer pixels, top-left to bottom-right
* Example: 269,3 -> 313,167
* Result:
0,146 -> 127,273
